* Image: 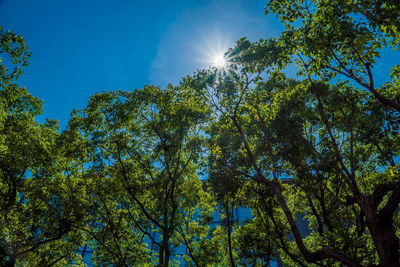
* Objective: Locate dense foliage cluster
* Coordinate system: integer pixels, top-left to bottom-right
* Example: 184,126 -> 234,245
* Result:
0,0 -> 399,266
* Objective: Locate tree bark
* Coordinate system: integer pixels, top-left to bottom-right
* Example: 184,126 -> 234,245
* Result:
362,198 -> 400,267
225,203 -> 236,267
158,232 -> 171,267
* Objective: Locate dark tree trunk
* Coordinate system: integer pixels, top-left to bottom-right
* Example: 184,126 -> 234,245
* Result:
158,232 -> 170,267
225,203 -> 236,267
363,199 -> 400,267
368,219 -> 400,266
158,244 -> 164,267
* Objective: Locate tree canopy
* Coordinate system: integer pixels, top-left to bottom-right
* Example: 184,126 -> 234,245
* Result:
1,0 -> 400,266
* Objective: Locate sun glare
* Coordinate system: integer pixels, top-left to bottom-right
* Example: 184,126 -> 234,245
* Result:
212,53 -> 227,68
195,33 -> 241,81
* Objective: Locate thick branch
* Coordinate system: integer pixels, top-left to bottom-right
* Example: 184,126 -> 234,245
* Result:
372,182 -> 398,208
378,184 -> 400,220
230,116 -> 271,185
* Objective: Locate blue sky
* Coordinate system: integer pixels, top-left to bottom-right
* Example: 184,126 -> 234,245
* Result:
1,0 -> 398,130
0,0 -> 281,128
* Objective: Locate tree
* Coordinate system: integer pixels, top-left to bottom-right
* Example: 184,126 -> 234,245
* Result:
0,27 -> 87,266
186,0 -> 400,264
267,0 -> 400,265
0,26 -> 30,88
172,179 -> 218,267
68,85 -> 214,266
3,0 -> 400,265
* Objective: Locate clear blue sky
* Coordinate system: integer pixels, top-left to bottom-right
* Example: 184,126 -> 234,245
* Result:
1,0 -> 281,129
1,0 -> 397,130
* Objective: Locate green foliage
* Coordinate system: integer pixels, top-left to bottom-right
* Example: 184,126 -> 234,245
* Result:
187,0 -> 400,265
2,0 -> 400,265
68,85 -> 216,266
0,27 -> 31,87
0,28 -> 86,265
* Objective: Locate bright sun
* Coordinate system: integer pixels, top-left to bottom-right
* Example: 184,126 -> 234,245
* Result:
212,53 -> 227,68
196,34 -> 233,70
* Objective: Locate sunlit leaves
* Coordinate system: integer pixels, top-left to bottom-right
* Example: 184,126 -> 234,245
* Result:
69,84 -> 215,265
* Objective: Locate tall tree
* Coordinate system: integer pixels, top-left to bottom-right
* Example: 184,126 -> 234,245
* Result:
69,85 -> 212,266
186,0 -> 400,263
0,27 -> 87,265
267,0 -> 400,265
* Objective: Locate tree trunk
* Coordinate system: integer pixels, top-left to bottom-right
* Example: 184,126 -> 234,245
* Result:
225,203 -> 236,267
158,233 -> 170,267
158,245 -> 164,267
363,200 -> 400,267
164,246 -> 171,267
368,219 -> 400,266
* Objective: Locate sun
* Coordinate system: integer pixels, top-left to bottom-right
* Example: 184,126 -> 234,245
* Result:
195,33 -> 231,69
212,53 -> 227,68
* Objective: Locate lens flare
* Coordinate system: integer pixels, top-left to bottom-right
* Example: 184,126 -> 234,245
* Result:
212,53 -> 227,68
